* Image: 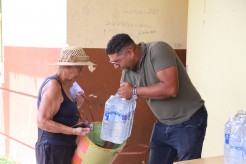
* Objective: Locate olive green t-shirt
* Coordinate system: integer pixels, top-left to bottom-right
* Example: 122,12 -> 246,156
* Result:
121,42 -> 204,125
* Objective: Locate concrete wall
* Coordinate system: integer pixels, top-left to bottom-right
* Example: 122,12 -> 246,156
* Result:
187,0 -> 246,157
67,0 -> 188,49
0,0 -> 188,163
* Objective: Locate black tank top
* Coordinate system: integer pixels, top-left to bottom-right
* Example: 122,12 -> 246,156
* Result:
37,76 -> 79,146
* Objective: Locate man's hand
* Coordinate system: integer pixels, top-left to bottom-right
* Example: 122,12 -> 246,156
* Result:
118,82 -> 133,99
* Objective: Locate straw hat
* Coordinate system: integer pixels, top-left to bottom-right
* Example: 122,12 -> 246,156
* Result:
53,46 -> 96,72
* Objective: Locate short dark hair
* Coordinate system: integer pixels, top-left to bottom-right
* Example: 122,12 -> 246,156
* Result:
106,33 -> 134,55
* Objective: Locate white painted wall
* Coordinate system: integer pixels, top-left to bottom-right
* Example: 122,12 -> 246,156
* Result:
68,0 -> 188,49
2,0 -> 188,49
2,0 -> 67,47
187,0 -> 246,157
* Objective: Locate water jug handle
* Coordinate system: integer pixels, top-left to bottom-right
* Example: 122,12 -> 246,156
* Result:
115,93 -> 126,100
114,144 -> 149,155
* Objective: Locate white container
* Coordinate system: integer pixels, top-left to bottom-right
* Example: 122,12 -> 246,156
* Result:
100,94 -> 136,144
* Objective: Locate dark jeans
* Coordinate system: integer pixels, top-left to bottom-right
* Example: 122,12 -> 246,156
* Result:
148,106 -> 208,164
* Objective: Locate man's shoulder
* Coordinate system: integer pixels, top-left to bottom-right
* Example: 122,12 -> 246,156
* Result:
148,41 -> 171,48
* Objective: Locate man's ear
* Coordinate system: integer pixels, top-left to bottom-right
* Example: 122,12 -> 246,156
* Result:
128,48 -> 135,57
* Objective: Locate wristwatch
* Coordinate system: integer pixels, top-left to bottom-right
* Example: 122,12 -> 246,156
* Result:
132,87 -> 138,99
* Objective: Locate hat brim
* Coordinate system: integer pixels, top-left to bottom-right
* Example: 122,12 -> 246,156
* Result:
52,61 -> 96,66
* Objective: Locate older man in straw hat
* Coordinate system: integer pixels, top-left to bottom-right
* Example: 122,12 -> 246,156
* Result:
35,46 -> 96,164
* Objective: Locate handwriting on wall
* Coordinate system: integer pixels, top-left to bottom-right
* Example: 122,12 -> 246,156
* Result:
68,0 -> 188,48
103,8 -> 158,36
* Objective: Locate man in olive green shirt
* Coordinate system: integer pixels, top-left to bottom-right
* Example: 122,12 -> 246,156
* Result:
105,33 -> 207,164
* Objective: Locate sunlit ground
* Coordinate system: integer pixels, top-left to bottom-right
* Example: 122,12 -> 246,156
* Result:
0,156 -> 16,164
